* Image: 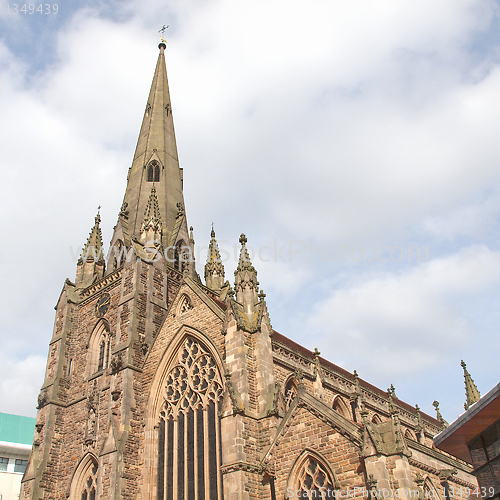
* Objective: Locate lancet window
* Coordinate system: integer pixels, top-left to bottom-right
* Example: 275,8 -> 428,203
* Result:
424,478 -> 442,500
147,161 -> 160,182
87,321 -> 112,376
290,455 -> 336,499
80,465 -> 97,500
157,337 -> 224,500
68,455 -> 98,500
98,335 -> 110,371
173,241 -> 189,272
332,396 -> 350,419
284,377 -> 298,408
110,239 -> 126,270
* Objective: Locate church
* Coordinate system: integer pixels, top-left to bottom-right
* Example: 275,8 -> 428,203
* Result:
20,42 -> 478,500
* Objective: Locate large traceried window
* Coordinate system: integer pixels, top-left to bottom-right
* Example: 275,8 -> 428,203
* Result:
157,337 -> 224,500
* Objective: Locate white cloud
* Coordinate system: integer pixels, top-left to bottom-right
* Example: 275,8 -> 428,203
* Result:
1,0 -> 500,417
308,245 -> 500,377
0,353 -> 46,418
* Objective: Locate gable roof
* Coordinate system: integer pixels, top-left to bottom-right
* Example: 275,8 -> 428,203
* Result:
261,388 -> 363,468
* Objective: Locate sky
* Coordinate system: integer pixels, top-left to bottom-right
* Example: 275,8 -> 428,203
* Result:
0,0 -> 499,423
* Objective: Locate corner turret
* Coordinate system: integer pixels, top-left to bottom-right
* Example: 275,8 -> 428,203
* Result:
205,228 -> 225,291
234,234 -> 259,319
76,211 -> 105,284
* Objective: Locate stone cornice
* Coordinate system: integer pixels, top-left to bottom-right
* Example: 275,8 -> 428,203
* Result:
79,268 -> 123,304
406,439 -> 473,474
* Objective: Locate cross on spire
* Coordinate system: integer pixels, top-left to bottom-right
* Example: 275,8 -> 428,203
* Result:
159,25 -> 169,44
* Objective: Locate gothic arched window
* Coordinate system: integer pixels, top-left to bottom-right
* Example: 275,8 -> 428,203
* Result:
174,240 -> 188,272
147,161 -> 160,182
87,321 -> 112,376
332,396 -> 350,419
424,477 -> 443,500
405,428 -> 418,441
110,239 -> 126,270
284,377 -> 298,408
177,294 -> 193,315
289,452 -> 336,499
98,336 -> 110,371
68,454 -> 98,500
157,337 -> 224,500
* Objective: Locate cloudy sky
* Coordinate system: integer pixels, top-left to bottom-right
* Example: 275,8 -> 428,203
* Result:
1,0 -> 499,422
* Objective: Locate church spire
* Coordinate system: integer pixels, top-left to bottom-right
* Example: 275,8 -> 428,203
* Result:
205,228 -> 225,291
462,360 -> 481,410
234,234 -> 259,317
113,42 -> 188,253
76,210 -> 105,283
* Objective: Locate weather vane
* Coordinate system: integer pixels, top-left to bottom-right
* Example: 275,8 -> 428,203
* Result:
159,25 -> 169,44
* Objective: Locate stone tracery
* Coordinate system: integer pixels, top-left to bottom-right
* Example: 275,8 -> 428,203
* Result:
293,455 -> 336,498
157,336 -> 223,500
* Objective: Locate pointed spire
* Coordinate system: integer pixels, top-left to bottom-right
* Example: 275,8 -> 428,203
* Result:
140,185 -> 163,245
117,42 -> 187,249
80,211 -> 104,264
462,360 -> 481,410
205,227 -> 225,291
77,210 -> 105,283
234,234 -> 259,317
235,234 -> 258,289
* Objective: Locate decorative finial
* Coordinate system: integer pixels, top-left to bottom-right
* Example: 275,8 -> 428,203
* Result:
94,207 -> 102,225
353,369 -> 358,379
314,348 -> 321,357
211,223 -> 215,239
462,360 -> 480,410
294,369 -> 304,382
433,400 -> 449,428
258,290 -> 266,301
239,233 -> 247,245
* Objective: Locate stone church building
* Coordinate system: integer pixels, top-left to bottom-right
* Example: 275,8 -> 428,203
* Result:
20,43 -> 478,500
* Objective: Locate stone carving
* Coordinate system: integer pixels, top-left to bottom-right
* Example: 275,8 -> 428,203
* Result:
110,353 -> 123,374
36,390 -> 48,410
119,201 -> 129,219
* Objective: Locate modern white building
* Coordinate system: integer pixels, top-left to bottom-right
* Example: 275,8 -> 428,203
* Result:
0,413 -> 35,500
